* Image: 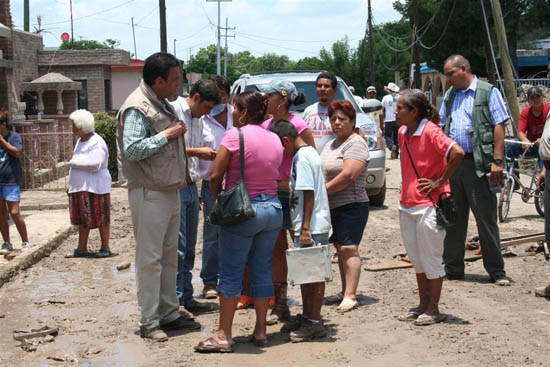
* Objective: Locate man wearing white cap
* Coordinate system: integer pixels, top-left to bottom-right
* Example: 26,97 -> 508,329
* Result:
366,86 -> 377,100
381,82 -> 400,159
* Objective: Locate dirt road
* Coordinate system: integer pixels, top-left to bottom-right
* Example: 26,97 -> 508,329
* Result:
0,156 -> 549,366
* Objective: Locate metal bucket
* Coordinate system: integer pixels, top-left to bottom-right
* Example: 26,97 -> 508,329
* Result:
286,244 -> 333,286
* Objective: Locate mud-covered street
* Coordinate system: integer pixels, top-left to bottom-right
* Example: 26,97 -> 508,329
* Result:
0,156 -> 549,367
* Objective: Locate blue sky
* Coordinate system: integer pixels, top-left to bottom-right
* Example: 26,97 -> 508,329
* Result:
10,0 -> 402,62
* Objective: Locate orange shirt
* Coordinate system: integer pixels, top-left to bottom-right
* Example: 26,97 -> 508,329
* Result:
399,119 -> 456,207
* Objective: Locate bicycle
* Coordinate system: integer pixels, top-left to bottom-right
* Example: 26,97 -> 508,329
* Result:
498,139 -> 545,222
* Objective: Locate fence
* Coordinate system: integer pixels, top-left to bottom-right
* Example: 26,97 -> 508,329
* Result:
496,78 -> 550,94
13,119 -> 75,190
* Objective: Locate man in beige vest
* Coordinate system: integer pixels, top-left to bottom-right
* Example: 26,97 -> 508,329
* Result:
117,52 -> 197,341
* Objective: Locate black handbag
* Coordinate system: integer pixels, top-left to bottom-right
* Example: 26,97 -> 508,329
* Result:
207,128 -> 256,226
403,139 -> 457,228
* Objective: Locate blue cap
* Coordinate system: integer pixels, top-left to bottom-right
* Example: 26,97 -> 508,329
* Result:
258,78 -> 298,103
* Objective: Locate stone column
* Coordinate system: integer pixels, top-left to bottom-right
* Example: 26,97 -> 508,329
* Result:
36,90 -> 44,114
56,90 -> 64,115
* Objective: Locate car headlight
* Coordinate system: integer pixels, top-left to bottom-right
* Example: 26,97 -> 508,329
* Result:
358,123 -> 380,151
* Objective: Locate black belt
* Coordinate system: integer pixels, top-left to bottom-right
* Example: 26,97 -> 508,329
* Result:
544,161 -> 550,169
463,152 -> 474,159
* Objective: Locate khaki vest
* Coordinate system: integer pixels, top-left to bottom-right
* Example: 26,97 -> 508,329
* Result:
443,80 -> 496,178
116,80 -> 190,190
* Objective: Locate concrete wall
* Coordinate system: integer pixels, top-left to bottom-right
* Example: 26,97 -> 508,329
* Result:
38,49 -> 130,66
112,70 -> 141,110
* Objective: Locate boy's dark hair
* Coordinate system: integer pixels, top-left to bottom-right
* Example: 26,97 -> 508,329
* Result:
316,71 -> 337,89
269,119 -> 298,139
189,79 -> 222,104
143,52 -> 180,87
209,75 -> 231,95
0,114 -> 8,128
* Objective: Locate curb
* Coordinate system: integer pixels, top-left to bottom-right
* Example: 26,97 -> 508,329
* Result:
0,225 -> 77,289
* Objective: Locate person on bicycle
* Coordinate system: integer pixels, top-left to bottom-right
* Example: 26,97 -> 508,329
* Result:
506,86 -> 550,173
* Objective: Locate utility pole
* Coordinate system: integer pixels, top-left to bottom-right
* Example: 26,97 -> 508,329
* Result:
412,0 -> 421,89
69,0 -> 74,48
206,0 -> 232,75
222,18 -> 235,76
131,17 -> 137,59
367,0 -> 375,86
491,0 -> 520,127
174,39 -> 177,57
24,0 -> 30,32
159,0 -> 167,52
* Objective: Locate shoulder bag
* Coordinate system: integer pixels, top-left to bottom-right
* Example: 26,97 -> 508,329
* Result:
403,139 -> 457,228
207,128 -> 256,226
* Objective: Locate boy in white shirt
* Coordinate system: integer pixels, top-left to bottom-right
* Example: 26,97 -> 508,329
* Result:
270,120 -> 331,343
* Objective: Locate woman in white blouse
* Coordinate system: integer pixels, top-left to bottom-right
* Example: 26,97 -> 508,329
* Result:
68,110 -> 113,258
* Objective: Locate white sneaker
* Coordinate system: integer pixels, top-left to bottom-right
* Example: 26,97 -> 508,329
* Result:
22,242 -> 32,250
1,242 -> 13,251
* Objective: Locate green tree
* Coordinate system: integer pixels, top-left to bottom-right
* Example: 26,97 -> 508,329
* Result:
60,39 -> 121,50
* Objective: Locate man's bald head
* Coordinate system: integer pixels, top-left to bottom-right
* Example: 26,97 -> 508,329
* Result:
444,54 -> 474,90
444,54 -> 472,73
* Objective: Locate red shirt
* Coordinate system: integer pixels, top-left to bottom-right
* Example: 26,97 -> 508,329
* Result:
399,119 -> 456,207
518,103 -> 550,142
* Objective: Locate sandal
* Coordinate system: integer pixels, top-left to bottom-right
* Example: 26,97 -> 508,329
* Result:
398,310 -> 421,321
324,292 -> 344,305
248,334 -> 268,347
194,337 -> 234,353
96,249 -> 118,258
236,295 -> 253,309
336,298 -> 358,313
66,250 -> 95,258
414,313 -> 446,326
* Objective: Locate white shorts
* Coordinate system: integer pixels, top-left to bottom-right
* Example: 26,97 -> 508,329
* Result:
399,205 -> 446,280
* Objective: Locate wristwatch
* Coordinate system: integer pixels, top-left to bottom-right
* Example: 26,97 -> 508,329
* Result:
493,159 -> 503,165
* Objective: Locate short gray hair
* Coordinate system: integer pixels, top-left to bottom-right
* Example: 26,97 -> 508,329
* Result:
444,54 -> 471,73
69,109 -> 95,133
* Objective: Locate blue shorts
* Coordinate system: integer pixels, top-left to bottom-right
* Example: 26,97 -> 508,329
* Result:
278,190 -> 292,230
329,202 -> 369,246
0,185 -> 21,202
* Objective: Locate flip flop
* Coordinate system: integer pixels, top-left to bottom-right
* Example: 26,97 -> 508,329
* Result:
336,298 -> 358,313
96,249 -> 118,258
65,250 -> 95,258
324,292 -> 344,305
414,313 -> 447,326
194,337 -> 234,353
398,310 -> 421,321
248,334 -> 268,347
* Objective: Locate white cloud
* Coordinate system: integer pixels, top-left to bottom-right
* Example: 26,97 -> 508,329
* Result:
10,0 -> 401,61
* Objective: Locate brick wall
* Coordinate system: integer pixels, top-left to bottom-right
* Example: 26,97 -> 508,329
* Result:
38,49 -> 130,66
41,90 -> 78,115
12,30 -> 41,87
39,65 -> 106,113
0,0 -> 13,60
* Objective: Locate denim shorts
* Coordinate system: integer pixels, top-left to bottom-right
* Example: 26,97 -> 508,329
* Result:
0,185 -> 21,202
293,233 -> 330,248
218,194 -> 283,298
278,190 -> 292,230
329,201 -> 369,246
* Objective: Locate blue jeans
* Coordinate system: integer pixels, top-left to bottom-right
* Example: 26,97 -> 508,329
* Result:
176,183 -> 200,304
200,180 -> 220,286
218,194 -> 283,299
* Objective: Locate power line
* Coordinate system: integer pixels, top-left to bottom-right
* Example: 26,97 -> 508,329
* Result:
135,5 -> 158,25
41,0 -> 135,26
237,34 -> 319,55
174,25 -> 213,42
417,0 -> 457,50
235,31 -> 362,44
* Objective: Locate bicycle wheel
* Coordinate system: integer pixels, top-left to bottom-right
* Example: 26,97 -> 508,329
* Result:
535,181 -> 545,218
498,179 -> 513,222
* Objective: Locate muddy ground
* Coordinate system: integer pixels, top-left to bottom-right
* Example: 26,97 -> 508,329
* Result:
0,156 -> 549,367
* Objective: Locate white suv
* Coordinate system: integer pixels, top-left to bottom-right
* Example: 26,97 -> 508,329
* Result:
230,71 -> 386,206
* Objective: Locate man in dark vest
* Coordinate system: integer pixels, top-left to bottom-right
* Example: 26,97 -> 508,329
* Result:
440,54 -> 510,286
117,53 -> 199,341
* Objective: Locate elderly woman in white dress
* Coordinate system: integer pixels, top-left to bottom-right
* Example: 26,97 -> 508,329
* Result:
68,110 -> 113,258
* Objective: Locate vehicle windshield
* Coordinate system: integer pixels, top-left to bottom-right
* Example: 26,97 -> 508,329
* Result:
244,80 -> 362,114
